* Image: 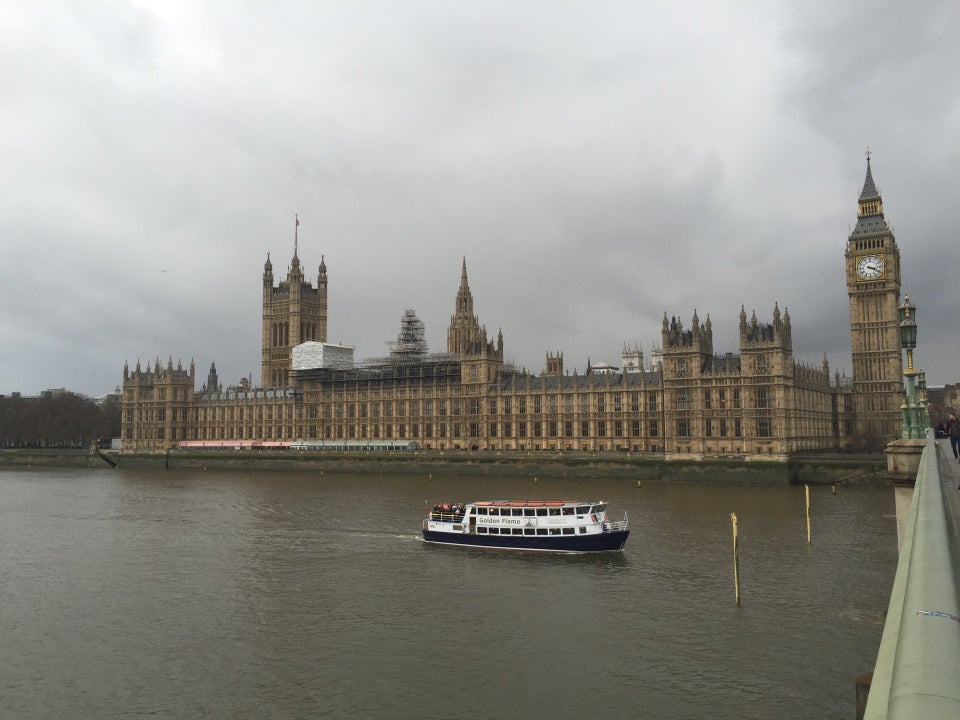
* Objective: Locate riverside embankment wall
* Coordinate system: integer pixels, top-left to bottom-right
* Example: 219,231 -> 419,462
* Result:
0,449 -> 888,486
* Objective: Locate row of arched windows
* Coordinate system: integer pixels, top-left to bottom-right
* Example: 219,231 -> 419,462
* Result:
270,322 -> 321,347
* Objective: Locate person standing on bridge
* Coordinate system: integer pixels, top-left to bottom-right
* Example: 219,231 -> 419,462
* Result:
948,412 -> 960,463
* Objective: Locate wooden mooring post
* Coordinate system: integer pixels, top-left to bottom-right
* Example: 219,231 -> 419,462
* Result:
731,512 -> 741,607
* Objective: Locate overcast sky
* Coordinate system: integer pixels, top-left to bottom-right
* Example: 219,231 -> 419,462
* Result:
2,0 -> 958,397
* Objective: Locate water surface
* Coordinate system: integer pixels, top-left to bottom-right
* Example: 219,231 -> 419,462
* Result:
0,468 -> 895,718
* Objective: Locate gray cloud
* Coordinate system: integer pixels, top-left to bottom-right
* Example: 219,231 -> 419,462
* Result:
1,0 -> 957,396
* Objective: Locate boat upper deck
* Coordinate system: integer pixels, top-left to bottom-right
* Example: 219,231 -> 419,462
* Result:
473,500 -> 584,508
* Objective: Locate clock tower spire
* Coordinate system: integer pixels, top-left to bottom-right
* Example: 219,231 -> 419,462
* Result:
845,151 -> 903,450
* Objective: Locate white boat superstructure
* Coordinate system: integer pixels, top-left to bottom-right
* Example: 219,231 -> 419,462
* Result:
422,499 -> 629,552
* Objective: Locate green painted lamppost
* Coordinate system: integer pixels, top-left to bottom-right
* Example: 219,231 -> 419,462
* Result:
898,294 -> 920,439
917,370 -> 930,432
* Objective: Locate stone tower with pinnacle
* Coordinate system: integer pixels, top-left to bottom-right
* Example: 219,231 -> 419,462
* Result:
845,153 -> 903,450
261,217 -> 328,387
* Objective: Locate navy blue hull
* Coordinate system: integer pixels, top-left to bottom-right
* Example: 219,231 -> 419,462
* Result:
422,529 -> 628,553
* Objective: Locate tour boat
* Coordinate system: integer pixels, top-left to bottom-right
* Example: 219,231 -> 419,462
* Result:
422,499 -> 629,553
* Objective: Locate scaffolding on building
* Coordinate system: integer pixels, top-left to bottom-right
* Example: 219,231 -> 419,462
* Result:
293,308 -> 462,386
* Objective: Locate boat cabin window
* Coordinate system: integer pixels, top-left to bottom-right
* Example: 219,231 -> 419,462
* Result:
561,528 -> 575,535
476,507 -> 488,515
489,508 -> 500,516
523,528 -> 535,535
549,528 -> 561,535
578,527 -> 587,534
511,528 -> 523,535
549,508 -> 561,516
536,529 -> 548,535
511,509 -> 523,517
576,506 -> 589,515
536,508 -> 547,517
523,508 -> 536,517
562,507 -> 574,515
478,527 -> 488,534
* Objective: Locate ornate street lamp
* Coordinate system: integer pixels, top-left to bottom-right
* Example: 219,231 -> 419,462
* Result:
898,294 -> 921,439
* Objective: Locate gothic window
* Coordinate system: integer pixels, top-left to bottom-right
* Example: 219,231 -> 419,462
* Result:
758,417 -> 772,437
597,395 -> 605,412
677,418 -> 690,437
677,360 -> 687,376
614,394 -> 622,412
631,393 -> 640,412
676,390 -> 689,410
649,420 -> 658,437
756,387 -> 770,409
648,393 -> 658,412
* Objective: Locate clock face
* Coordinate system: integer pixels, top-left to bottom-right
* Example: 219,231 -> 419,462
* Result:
856,255 -> 884,280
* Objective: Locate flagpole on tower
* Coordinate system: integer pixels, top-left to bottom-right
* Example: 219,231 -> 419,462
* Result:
294,213 -> 299,254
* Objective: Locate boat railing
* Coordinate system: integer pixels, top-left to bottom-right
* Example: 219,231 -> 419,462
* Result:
604,519 -> 628,532
428,511 -> 465,523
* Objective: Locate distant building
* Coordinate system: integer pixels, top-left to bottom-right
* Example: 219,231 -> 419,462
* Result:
122,158 -> 912,457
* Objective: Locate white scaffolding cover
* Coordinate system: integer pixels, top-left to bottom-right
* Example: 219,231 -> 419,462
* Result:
292,342 -> 355,370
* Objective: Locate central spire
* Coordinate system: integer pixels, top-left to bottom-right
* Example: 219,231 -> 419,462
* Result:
456,256 -> 473,316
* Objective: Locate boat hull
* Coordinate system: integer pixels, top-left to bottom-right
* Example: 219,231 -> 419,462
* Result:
422,528 -> 628,553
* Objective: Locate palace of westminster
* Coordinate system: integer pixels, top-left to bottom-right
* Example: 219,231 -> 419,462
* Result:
120,159 -> 908,458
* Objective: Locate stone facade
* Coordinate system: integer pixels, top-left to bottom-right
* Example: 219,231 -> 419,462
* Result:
122,159 -> 908,458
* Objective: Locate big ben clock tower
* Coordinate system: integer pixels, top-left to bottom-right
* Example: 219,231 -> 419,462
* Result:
845,152 -> 904,450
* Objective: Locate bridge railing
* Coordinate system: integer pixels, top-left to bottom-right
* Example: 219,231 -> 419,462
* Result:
865,433 -> 960,719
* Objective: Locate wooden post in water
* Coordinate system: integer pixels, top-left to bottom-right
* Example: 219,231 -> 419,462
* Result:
805,484 -> 811,545
731,512 -> 741,607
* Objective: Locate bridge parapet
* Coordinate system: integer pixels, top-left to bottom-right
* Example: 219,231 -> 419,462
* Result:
864,433 -> 960,718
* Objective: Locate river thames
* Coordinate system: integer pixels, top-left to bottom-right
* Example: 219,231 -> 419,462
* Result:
0,467 -> 895,719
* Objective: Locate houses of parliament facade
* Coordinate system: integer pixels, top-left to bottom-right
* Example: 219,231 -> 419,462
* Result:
120,158 -> 905,458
